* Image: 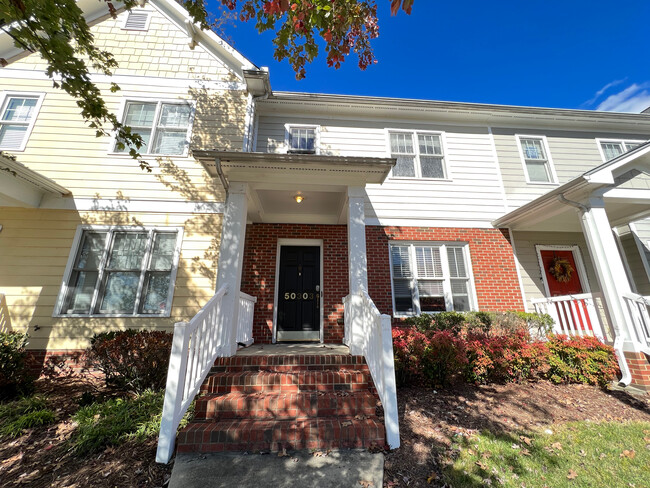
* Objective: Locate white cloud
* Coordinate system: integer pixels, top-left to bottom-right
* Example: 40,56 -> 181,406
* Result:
583,78 -> 626,107
596,83 -> 650,113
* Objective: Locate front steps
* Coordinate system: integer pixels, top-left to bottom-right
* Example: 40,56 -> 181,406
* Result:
177,353 -> 386,453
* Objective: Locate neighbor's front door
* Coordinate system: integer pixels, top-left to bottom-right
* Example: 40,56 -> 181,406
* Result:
276,246 -> 321,341
539,249 -> 584,296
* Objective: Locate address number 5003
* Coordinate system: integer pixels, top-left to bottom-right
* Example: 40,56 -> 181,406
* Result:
284,292 -> 314,300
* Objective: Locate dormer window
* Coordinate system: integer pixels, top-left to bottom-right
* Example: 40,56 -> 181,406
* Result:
286,125 -> 318,154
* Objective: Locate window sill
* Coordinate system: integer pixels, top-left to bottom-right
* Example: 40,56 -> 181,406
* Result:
53,312 -> 172,319
525,181 -> 560,187
107,151 -> 190,158
388,177 -> 453,183
0,146 -> 25,153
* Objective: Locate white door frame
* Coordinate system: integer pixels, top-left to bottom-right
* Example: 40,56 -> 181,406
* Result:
535,244 -> 591,297
273,238 -> 324,343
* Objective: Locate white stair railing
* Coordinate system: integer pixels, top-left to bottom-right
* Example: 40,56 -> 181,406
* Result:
622,293 -> 650,354
531,292 -> 608,342
237,292 -> 257,346
156,284 -> 230,464
343,292 -> 400,449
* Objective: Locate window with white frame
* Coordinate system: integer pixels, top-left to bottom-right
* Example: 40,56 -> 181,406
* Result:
0,94 -> 42,150
114,101 -> 193,155
599,140 -> 645,161
389,131 -> 447,178
389,242 -> 474,315
517,136 -> 556,183
286,125 -> 317,154
57,228 -> 181,316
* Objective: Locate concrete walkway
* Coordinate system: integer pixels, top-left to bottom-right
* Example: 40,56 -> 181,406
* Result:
169,449 -> 383,488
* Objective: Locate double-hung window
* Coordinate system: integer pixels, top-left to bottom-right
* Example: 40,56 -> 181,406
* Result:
57,227 -> 181,316
389,242 -> 475,315
517,135 -> 556,184
114,100 -> 194,155
286,125 -> 318,154
599,139 -> 645,161
0,94 -> 43,151
389,131 -> 447,178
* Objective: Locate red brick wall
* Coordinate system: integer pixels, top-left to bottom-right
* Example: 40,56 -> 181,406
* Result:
624,351 -> 650,390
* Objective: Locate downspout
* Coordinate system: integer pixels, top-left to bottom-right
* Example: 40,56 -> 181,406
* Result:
243,92 -> 268,152
557,193 -> 632,386
215,158 -> 229,193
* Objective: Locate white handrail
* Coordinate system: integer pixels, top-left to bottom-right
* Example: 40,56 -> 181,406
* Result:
531,292 -> 608,342
343,291 -> 400,449
237,291 -> 257,346
622,292 -> 650,354
156,284 -> 230,464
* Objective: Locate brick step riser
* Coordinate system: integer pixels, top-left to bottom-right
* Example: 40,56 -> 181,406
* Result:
203,383 -> 371,394
213,355 -> 366,369
210,364 -> 371,374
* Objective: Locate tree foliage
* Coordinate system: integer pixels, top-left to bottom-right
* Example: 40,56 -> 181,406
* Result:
0,0 -> 412,165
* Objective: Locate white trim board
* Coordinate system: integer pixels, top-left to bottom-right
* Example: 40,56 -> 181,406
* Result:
535,244 -> 591,297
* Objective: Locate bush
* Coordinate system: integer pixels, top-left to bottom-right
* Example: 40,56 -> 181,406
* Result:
85,329 -> 173,393
0,332 -> 35,399
0,396 -> 55,437
545,334 -> 619,387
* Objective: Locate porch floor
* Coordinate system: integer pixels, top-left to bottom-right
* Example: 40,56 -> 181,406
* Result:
236,343 -> 349,356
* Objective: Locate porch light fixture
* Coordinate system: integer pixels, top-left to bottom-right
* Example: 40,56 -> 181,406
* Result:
294,194 -> 304,204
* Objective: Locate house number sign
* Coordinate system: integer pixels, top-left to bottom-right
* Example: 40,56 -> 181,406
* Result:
284,292 -> 315,301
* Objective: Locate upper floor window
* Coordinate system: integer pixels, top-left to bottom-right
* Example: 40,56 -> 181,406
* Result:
56,227 -> 182,317
388,130 -> 447,179
389,242 -> 475,316
516,135 -> 557,184
0,94 -> 44,151
599,139 -> 645,161
286,125 -> 318,154
114,100 -> 194,156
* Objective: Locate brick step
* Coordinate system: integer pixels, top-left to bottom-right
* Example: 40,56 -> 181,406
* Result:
211,354 -> 368,373
194,391 -> 377,421
176,417 -> 386,453
201,370 -> 372,394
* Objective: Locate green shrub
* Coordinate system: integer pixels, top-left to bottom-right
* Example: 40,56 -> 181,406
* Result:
85,329 -> 173,393
0,332 -> 35,399
0,396 -> 55,437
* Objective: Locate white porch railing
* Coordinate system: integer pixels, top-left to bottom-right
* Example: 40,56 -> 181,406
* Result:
237,292 -> 257,346
0,293 -> 11,333
622,293 -> 650,354
156,284 -> 231,464
343,292 -> 400,449
531,292 -> 609,342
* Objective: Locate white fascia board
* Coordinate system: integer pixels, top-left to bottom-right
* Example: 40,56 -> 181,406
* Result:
585,141 -> 650,183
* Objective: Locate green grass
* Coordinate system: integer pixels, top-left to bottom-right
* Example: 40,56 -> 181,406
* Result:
0,396 -> 56,437
445,421 -> 650,487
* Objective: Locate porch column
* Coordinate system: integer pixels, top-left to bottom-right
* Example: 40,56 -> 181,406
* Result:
347,186 -> 369,294
216,182 -> 248,356
579,197 -> 637,352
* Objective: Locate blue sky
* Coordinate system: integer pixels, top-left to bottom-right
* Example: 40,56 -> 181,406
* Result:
215,0 -> 650,112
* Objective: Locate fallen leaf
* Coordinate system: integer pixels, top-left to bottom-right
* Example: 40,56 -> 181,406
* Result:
579,449 -> 586,457
521,448 -> 531,456
644,437 -> 650,443
520,436 -> 532,446
475,461 -> 489,470
599,453 -> 607,460
551,442 -> 563,451
426,472 -> 438,484
620,450 -> 636,459
359,481 -> 374,487
567,469 -> 578,480
481,452 -> 492,459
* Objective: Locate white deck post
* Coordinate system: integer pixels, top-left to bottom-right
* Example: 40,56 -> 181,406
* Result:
380,313 -> 400,448
347,187 -> 368,353
217,182 -> 248,356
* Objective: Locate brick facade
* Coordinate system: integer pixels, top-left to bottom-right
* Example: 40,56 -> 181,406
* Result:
624,351 -> 650,390
241,223 -> 525,344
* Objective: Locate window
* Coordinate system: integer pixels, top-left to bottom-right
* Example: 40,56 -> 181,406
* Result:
389,243 -> 475,315
599,139 -> 645,161
286,125 -> 317,154
388,131 -> 447,179
0,94 -> 43,151
57,227 -> 181,316
516,135 -> 556,184
114,101 -> 193,155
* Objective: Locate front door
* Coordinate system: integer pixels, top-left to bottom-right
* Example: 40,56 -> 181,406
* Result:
276,246 -> 321,341
539,248 -> 584,296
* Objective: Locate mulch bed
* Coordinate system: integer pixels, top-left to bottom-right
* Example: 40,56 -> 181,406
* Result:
384,381 -> 650,487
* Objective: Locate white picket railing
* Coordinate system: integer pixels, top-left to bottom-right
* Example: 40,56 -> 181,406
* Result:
156,284 -> 231,464
622,293 -> 650,354
343,291 -> 400,449
237,291 -> 257,346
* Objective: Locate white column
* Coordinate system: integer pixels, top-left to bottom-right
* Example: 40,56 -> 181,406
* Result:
348,186 -> 369,294
579,197 -> 637,352
216,182 -> 248,356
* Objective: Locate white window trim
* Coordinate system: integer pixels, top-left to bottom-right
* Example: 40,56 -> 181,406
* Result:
121,9 -> 153,31
628,222 -> 650,283
385,128 -> 452,181
596,138 -> 647,162
284,123 -> 320,155
388,241 -> 478,317
54,225 -> 184,318
0,91 -> 45,152
515,134 -> 558,185
108,97 -> 196,157
535,244 -> 590,297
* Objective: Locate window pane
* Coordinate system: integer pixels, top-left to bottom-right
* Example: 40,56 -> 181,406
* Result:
526,160 -> 551,182
520,138 -> 546,160
392,155 -> 416,177
76,232 -> 107,269
99,271 -> 140,313
140,272 -> 171,313
447,247 -> 467,278
420,156 -> 445,178
391,246 -> 412,278
149,233 -> 176,270
390,132 -> 414,154
115,128 -> 151,153
108,232 -> 148,270
0,124 -> 27,149
624,141 -> 643,152
415,247 -> 442,278
289,127 -> 315,152
451,280 -> 470,311
124,102 -> 156,126
2,97 -> 37,122
159,104 -> 191,128
418,134 -> 442,155
64,270 -> 99,314
601,142 -> 624,161
392,279 -> 413,313
417,281 -> 445,312
152,129 -> 186,154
